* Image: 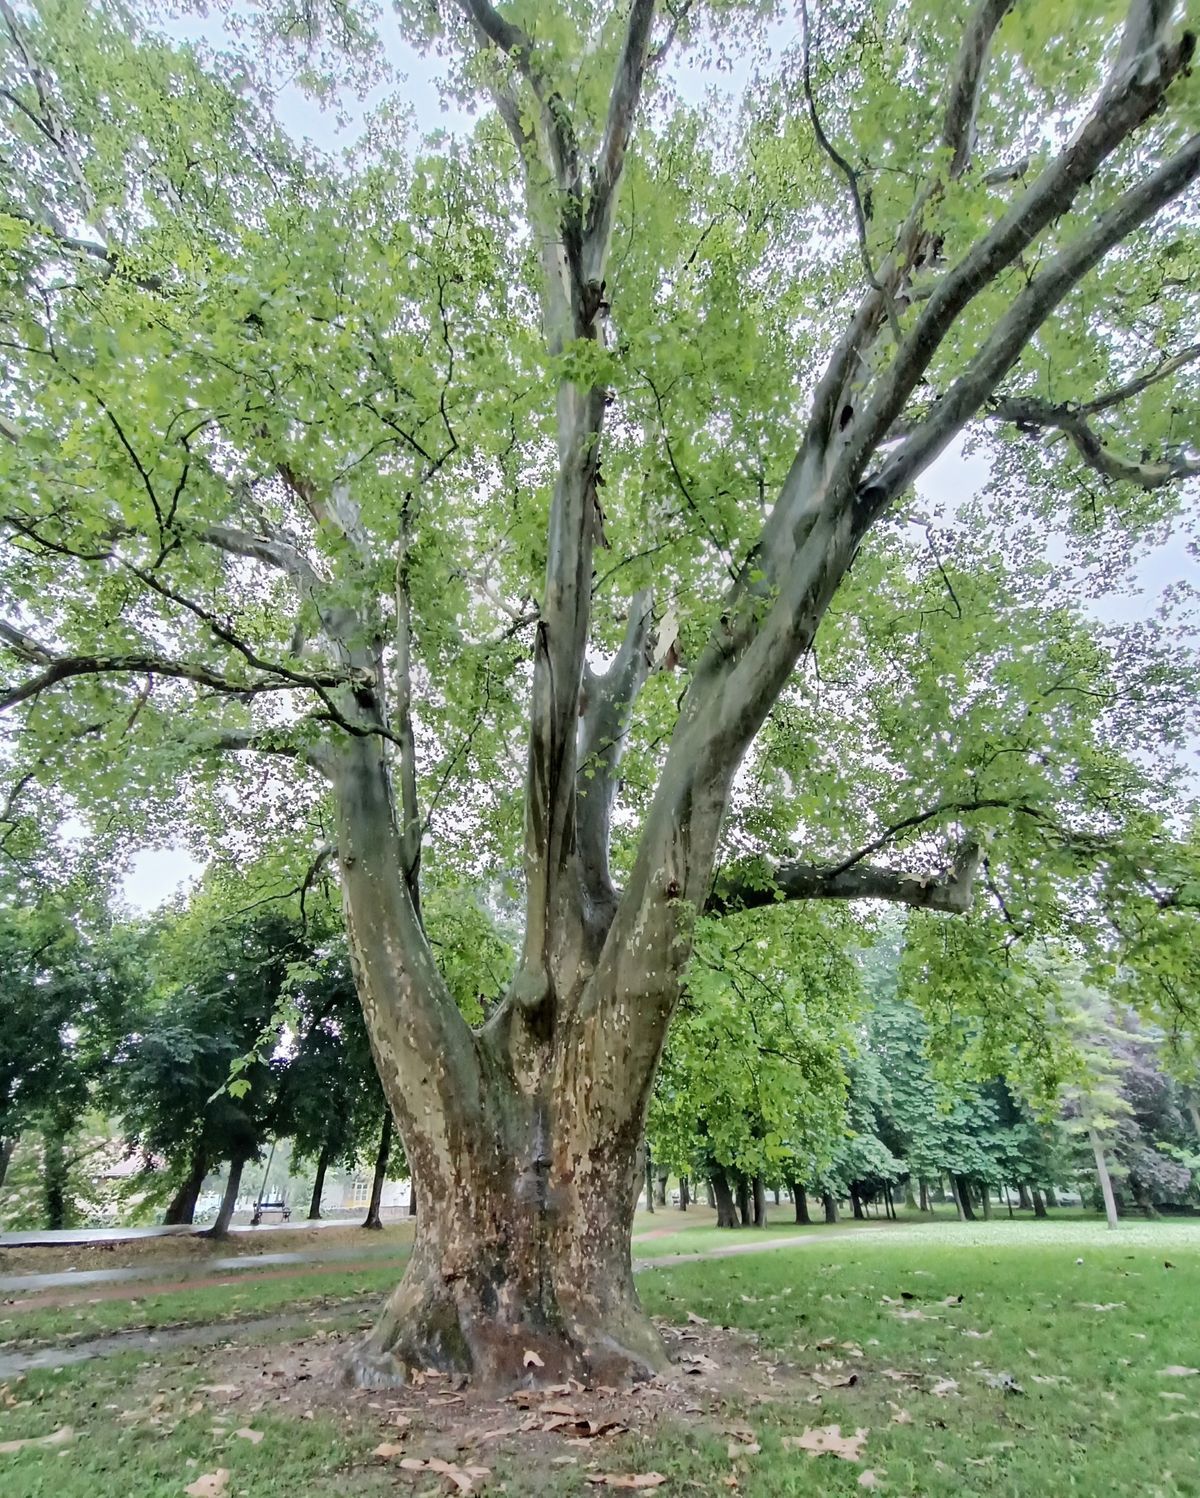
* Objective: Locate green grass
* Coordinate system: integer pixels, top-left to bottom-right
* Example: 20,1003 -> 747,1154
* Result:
3,1219 -> 1200,1495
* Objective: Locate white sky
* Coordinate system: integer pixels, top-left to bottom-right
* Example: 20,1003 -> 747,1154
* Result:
120,8 -> 1199,912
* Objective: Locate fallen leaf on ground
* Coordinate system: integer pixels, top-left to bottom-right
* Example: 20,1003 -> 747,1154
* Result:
929,1379 -> 959,1398
523,1349 -> 545,1369
940,1295 -> 964,1307
727,1440 -> 760,1458
858,1471 -> 881,1489
1077,1302 -> 1125,1313
888,1405 -> 912,1425
724,1423 -> 756,1444
183,1472 -> 229,1498
232,1428 -> 263,1445
686,1312 -> 708,1326
811,1371 -> 859,1389
398,1456 -> 490,1493
962,1329 -> 992,1339
0,1425 -> 75,1455
1159,1367 -> 1200,1377
586,1475 -> 669,1490
782,1425 -> 868,1461
373,1442 -> 407,1458
197,1385 -> 240,1398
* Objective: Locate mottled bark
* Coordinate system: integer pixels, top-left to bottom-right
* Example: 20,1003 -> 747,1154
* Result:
209,1157 -> 245,1239
308,1145 -> 330,1221
164,1148 -> 208,1226
363,1113 -> 392,1231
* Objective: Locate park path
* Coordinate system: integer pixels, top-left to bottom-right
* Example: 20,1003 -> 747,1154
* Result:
0,1228 -> 884,1377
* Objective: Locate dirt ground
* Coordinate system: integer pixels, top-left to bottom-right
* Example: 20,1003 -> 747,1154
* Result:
0,1222 -> 414,1276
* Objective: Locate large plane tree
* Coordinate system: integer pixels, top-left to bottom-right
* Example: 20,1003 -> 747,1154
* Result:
2,0 -> 1199,1384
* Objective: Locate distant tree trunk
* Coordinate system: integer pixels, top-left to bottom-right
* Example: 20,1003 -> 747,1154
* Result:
363,1113 -> 392,1230
678,1176 -> 689,1211
0,1136 -> 14,1193
1087,1128 -> 1119,1230
1031,1187 -> 1048,1219
1018,1182 -> 1033,1211
977,1181 -> 992,1220
705,1179 -> 716,1209
43,1120 -> 69,1230
822,1192 -> 838,1225
1003,1183 -> 1014,1218
919,1180 -> 930,1213
850,1187 -> 864,1221
791,1182 -> 811,1224
209,1156 -> 246,1239
164,1148 -> 208,1226
753,1174 -> 767,1227
1045,1185 -> 1059,1208
953,1175 -> 977,1221
655,1172 -> 668,1206
644,1153 -> 654,1214
904,1181 -> 917,1211
308,1144 -> 331,1221
735,1173 -> 752,1226
712,1171 -> 739,1228
949,1175 -> 966,1222
772,1185 -> 780,1206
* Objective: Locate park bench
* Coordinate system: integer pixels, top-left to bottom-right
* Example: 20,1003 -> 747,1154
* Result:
250,1198 -> 291,1225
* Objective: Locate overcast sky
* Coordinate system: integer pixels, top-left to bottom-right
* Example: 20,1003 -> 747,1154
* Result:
120,8 -> 1199,912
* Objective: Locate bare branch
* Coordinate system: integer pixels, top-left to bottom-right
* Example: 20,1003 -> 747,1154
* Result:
942,0 -> 1016,179
707,840 -> 982,917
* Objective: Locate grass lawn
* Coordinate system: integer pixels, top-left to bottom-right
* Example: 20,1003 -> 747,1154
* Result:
2,1217 -> 1199,1495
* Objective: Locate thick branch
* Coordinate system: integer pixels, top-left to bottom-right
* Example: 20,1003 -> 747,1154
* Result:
707,841 -> 983,917
942,0 -> 1016,179
987,394 -> 1200,490
193,522 -> 325,592
576,590 -> 654,932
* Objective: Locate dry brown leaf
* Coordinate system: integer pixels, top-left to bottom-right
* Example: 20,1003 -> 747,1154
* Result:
398,1456 -> 490,1493
891,1308 -> 932,1322
523,1349 -> 545,1369
197,1385 -> 240,1398
0,1425 -> 75,1455
373,1442 -> 407,1459
723,1423 -> 756,1444
782,1425 -> 869,1461
232,1428 -> 264,1445
585,1475 -> 669,1490
183,1471 -> 229,1498
811,1370 -> 859,1390
727,1440 -> 761,1458
858,1472 -> 881,1489
940,1295 -> 964,1307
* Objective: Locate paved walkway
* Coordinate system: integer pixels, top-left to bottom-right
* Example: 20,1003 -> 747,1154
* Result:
0,1216 -> 363,1248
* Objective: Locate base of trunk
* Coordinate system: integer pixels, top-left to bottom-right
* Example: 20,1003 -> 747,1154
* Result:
346,1238 -> 668,1391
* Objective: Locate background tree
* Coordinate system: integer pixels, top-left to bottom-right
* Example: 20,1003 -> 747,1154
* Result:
2,0 -> 1199,1383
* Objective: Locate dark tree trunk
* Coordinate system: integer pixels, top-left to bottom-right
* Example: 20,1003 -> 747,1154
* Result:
678,1175 -> 689,1211
772,1185 -> 780,1206
735,1173 -> 752,1226
1031,1187 -> 1048,1219
705,1179 -> 716,1209
753,1174 -> 767,1227
791,1182 -> 811,1224
884,1183 -> 896,1219
1045,1185 -> 1059,1208
0,1136 -> 16,1193
208,1156 -> 246,1239
850,1187 -> 864,1221
644,1152 -> 654,1213
949,1175 -> 966,1222
953,1175 -> 977,1221
1018,1182 -> 1033,1211
919,1180 -> 930,1213
822,1192 -> 838,1224
308,1145 -> 331,1221
363,1113 -> 392,1231
163,1147 -> 208,1226
977,1181 -> 992,1220
43,1122 -> 69,1230
712,1171 -> 739,1228
655,1172 -> 667,1206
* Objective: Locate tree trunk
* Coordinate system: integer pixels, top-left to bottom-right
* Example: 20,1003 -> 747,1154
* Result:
1018,1182 -> 1033,1211
1031,1187 -> 1048,1219
43,1122 -> 69,1230
655,1172 -> 667,1207
822,1192 -> 838,1224
163,1147 -> 208,1226
644,1153 -> 654,1214
363,1113 -> 392,1231
791,1182 -> 811,1225
949,1175 -> 966,1222
919,1180 -> 930,1213
977,1181 -> 992,1220
753,1174 -> 767,1228
308,1145 -> 331,1221
850,1187 -> 864,1221
678,1176 -> 689,1211
1088,1127 -> 1119,1231
0,1136 -> 16,1193
953,1175 -> 977,1221
409,1184 -> 418,1216
1045,1185 -> 1059,1208
208,1157 -> 246,1239
772,1185 -> 780,1206
1187,1098 -> 1200,1143
712,1171 -> 739,1228
705,1179 -> 716,1209
735,1173 -> 752,1226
